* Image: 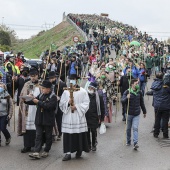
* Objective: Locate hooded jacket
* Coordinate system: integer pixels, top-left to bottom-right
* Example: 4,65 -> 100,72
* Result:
147,78 -> 170,110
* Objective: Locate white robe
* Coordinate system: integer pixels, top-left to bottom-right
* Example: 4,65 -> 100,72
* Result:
59,87 -> 90,134
26,87 -> 40,130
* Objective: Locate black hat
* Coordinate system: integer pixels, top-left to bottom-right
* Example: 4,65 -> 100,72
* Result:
40,80 -> 52,88
69,74 -> 79,80
48,71 -> 59,79
23,67 -> 29,72
29,68 -> 38,75
89,82 -> 98,89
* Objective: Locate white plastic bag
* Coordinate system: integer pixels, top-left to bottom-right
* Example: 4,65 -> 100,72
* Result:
99,123 -> 106,134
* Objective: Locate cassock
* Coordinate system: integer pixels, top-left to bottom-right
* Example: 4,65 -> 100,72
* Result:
18,81 -> 40,148
59,87 -> 90,153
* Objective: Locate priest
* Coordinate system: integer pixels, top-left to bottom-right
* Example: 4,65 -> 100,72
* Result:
59,74 -> 90,161
17,68 -> 40,153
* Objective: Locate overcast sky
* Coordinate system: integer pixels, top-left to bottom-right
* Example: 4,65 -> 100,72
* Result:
1,0 -> 169,40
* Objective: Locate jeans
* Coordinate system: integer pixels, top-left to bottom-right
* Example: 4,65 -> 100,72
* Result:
0,115 -> 10,141
154,110 -> 170,137
140,82 -> 146,96
126,115 -> 140,145
34,125 -> 53,153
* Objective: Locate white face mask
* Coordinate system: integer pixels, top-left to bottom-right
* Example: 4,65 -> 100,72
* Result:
109,65 -> 113,68
70,80 -> 76,86
87,89 -> 94,94
94,65 -> 98,69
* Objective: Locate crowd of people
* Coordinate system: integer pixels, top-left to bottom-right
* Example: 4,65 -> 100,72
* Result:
0,13 -> 170,161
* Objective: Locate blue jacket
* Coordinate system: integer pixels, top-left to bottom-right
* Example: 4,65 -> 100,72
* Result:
138,68 -> 146,82
147,78 -> 170,110
123,65 -> 139,79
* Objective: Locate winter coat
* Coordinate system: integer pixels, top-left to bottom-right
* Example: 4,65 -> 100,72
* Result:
25,92 -> 57,126
121,89 -> 146,116
119,75 -> 135,96
138,68 -> 147,82
86,93 -> 105,128
146,78 -> 170,111
123,65 -> 139,79
145,57 -> 153,69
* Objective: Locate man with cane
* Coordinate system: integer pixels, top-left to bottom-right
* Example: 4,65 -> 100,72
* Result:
122,79 -> 147,150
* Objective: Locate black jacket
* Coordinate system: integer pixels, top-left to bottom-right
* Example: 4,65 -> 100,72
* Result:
16,76 -> 30,106
119,75 -> 134,96
53,80 -> 67,97
25,92 -> 57,126
121,89 -> 146,116
86,93 -> 105,128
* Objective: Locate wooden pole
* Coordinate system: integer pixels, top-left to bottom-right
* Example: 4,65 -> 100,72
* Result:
13,75 -> 15,132
123,66 -> 132,145
43,44 -> 52,80
57,57 -> 63,96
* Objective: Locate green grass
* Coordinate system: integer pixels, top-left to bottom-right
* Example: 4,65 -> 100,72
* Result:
13,21 -> 84,59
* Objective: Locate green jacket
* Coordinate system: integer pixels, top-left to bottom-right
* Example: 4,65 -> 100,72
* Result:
153,56 -> 160,67
145,57 -> 153,69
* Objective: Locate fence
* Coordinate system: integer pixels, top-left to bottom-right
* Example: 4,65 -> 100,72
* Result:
67,16 -> 88,41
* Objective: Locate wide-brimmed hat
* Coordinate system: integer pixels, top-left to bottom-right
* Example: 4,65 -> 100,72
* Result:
29,68 -> 38,75
88,81 -> 98,89
48,71 -> 59,79
40,80 -> 52,88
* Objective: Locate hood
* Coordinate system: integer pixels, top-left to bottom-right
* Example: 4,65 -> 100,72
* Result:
151,79 -> 163,91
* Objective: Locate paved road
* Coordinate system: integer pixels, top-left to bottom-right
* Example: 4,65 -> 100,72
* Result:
0,77 -> 170,170
1,50 -> 170,170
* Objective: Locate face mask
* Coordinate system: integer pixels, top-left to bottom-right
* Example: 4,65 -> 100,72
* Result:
109,65 -> 113,69
0,87 -> 4,93
32,80 -> 38,84
22,72 -> 28,77
70,80 -> 76,86
101,75 -> 106,79
94,65 -> 98,69
87,89 -> 94,94
135,84 -> 140,91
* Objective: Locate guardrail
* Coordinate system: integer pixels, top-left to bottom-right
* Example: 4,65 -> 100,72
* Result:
67,16 -> 88,41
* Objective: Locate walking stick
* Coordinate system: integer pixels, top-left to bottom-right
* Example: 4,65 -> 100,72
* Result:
43,44 -> 52,80
57,57 -> 63,96
123,67 -> 132,145
13,75 -> 15,132
65,59 -> 67,83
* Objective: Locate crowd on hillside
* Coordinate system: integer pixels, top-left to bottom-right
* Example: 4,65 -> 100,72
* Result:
0,13 -> 170,161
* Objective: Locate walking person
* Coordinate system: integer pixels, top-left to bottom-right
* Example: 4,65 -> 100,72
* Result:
86,82 -> 105,151
25,80 -> 57,159
0,76 -> 13,146
121,79 -> 147,149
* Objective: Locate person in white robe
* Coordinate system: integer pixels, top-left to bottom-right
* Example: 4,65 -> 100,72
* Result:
59,74 -> 90,161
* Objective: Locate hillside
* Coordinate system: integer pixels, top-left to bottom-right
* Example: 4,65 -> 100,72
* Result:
13,21 -> 84,59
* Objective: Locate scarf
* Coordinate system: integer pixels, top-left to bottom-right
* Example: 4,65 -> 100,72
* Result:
95,91 -> 101,116
129,88 -> 139,96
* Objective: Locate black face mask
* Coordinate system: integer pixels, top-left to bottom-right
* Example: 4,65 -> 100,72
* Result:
22,72 -> 28,77
32,80 -> 38,84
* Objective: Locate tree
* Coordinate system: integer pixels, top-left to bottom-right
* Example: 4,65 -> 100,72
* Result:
0,30 -> 11,46
0,25 -> 17,45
